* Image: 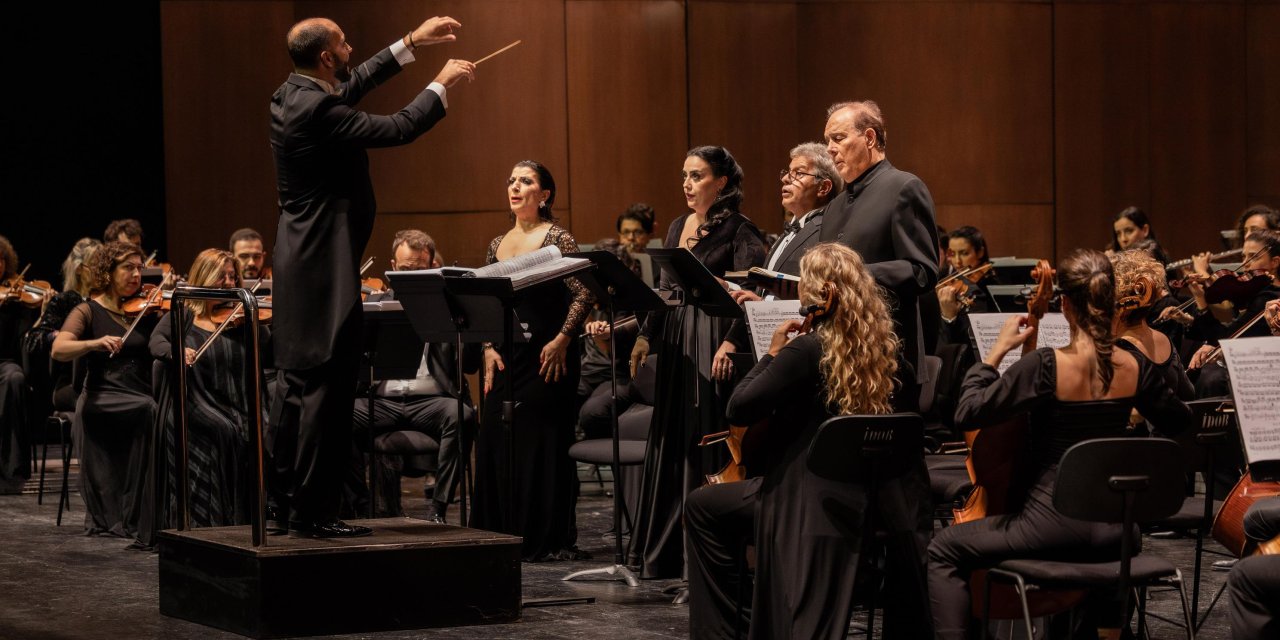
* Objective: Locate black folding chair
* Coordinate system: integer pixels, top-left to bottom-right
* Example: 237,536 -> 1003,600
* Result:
981,437 -> 1194,640
807,412 -> 926,638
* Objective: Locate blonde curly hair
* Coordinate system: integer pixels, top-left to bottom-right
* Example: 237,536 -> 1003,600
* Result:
798,243 -> 900,415
1110,248 -> 1166,326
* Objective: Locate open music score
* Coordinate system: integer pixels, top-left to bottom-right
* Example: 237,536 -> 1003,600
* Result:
968,313 -> 1071,374
744,299 -> 802,360
1220,337 -> 1280,469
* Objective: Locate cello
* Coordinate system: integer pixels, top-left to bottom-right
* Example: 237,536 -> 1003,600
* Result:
698,283 -> 837,484
953,260 -> 1088,618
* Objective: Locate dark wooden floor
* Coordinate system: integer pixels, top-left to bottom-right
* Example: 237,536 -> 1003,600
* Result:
0,462 -> 1233,639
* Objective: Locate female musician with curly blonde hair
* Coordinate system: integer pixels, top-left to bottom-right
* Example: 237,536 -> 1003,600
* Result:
685,242 -> 931,640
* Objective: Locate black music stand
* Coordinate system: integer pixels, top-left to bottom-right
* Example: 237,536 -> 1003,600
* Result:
386,271 -> 514,528
561,252 -> 666,587
359,300 -> 428,519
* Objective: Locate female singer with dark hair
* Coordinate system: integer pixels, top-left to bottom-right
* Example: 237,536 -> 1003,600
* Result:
686,242 -> 930,640
146,249 -> 270,537
473,160 -> 593,562
928,249 -> 1192,640
51,241 -> 159,538
628,145 -> 767,578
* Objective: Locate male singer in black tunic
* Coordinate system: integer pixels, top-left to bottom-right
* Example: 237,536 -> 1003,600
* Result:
819,100 -> 939,380
269,16 -> 475,537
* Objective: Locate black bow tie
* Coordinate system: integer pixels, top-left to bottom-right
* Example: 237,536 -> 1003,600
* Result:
785,221 -> 802,235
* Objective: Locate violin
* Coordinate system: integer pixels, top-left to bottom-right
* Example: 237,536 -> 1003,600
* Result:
699,282 -> 839,485
119,284 -> 171,316
188,286 -> 269,366
2,265 -> 56,308
359,256 -> 387,300
935,263 -> 994,311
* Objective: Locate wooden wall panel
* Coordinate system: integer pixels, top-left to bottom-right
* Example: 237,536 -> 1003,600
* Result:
795,2 -> 1054,209
1148,3 -> 1247,259
1053,2 -> 1150,259
566,0 -> 689,247
1247,4 -> 1280,207
688,1 -> 798,235
367,211 -> 513,270
936,205 -> 1054,262
161,0 -> 296,271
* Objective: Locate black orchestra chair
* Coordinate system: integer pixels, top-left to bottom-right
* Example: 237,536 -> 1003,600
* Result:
40,357 -> 84,526
980,437 -> 1194,640
807,412 -> 927,638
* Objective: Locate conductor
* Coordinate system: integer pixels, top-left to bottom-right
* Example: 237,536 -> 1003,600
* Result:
269,16 -> 475,537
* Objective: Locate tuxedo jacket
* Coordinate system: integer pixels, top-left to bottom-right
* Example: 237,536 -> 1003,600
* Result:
724,210 -> 823,352
270,48 -> 446,370
818,159 -> 939,380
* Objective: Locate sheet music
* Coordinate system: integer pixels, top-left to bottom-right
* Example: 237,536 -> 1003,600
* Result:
1221,337 -> 1280,465
744,300 -> 802,360
474,245 -> 562,279
968,313 -> 1071,374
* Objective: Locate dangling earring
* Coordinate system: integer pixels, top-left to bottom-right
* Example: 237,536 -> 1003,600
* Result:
539,201 -> 547,209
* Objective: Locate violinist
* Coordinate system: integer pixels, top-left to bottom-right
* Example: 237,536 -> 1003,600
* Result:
51,241 -> 159,539
938,225 -> 1000,347
1110,249 -> 1194,403
928,249 -> 1192,640
1185,229 -> 1280,396
145,249 -> 270,538
103,218 -> 144,251
686,243 -> 929,640
229,227 -> 271,281
0,234 -> 40,486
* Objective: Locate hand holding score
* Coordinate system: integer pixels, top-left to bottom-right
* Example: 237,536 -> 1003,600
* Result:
767,319 -> 803,357
984,314 -> 1034,368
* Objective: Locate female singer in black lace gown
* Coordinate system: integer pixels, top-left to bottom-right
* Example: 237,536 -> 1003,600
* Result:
51,241 -> 158,538
473,160 -> 593,561
927,249 -> 1192,640
628,146 -> 767,578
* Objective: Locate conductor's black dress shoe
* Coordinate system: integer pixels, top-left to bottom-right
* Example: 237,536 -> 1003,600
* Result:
289,519 -> 373,538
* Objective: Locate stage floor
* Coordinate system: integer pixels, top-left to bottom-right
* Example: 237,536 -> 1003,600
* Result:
0,465 -> 1234,639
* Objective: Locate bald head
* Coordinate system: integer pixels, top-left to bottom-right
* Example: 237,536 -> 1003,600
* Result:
287,18 -> 338,69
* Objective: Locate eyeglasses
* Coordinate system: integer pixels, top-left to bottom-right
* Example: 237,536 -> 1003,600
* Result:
779,169 -> 821,184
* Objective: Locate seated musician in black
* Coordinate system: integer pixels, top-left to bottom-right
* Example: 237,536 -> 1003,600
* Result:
1185,229 -> 1280,397
349,229 -> 478,523
937,225 -> 1001,345
1110,249 -> 1194,403
928,249 -> 1192,640
1229,496 -> 1280,639
685,242 -> 930,640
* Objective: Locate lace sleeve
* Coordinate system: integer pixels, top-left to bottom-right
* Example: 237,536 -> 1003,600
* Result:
59,302 -> 94,340
485,235 -> 503,265
548,226 -> 594,335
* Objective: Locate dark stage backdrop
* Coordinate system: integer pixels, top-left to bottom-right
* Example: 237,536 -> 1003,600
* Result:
10,2 -> 1276,283
7,4 -> 166,284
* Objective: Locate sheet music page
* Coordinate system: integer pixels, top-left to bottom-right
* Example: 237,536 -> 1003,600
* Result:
1221,337 -> 1280,465
968,313 -> 1071,374
744,300 -> 803,360
474,245 -> 562,279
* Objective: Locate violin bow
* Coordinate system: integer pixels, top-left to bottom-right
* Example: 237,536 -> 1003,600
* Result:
188,280 -> 263,366
112,285 -> 164,357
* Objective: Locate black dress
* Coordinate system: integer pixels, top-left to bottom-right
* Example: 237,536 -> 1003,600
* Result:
471,225 -> 592,561
629,212 -> 767,578
0,300 -> 37,487
145,315 -> 271,535
724,333 -> 930,640
60,301 -> 157,537
927,348 -> 1192,640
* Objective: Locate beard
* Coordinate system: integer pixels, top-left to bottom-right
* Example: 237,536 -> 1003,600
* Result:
335,63 -> 352,83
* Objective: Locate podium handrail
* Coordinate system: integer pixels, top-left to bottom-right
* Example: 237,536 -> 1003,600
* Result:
170,286 -> 267,547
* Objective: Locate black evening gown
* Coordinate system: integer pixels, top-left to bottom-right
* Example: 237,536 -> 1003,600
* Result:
726,333 -> 931,640
0,301 -> 37,488
628,212 -> 766,579
140,315 -> 270,543
61,301 -> 157,538
471,225 -> 592,561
